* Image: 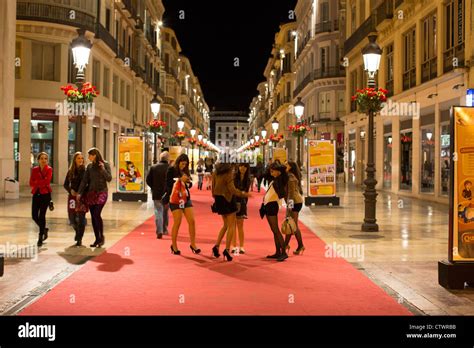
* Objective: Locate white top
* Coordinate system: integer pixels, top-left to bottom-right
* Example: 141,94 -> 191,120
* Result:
264,183 -> 282,206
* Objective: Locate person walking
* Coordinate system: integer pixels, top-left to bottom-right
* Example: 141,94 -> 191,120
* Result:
166,154 -> 200,255
211,163 -> 252,261
204,157 -> 214,190
77,148 -> 112,248
231,163 -> 251,254
196,158 -> 205,190
283,161 -> 305,255
260,162 -> 289,262
255,161 -> 264,193
63,152 -> 88,247
146,151 -> 170,239
262,158 -> 273,188
30,152 -> 53,247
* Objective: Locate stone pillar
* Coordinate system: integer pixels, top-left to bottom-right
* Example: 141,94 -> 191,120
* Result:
434,102 -> 440,197
0,1 -> 16,198
82,118 -> 93,154
56,115 -> 69,184
19,104 -> 32,186
391,117 -> 400,193
412,117 -> 420,195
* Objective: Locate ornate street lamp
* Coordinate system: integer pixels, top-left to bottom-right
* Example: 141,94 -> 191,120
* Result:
272,117 -> 279,134
261,129 -> 267,163
71,29 -> 92,153
310,122 -> 317,138
361,34 -> 382,232
293,98 -> 305,168
177,117 -> 185,146
190,126 -> 196,174
150,95 -> 161,164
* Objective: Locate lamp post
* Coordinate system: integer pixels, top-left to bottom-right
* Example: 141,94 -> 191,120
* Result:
361,34 -> 382,232
190,127 -> 196,174
271,118 -> 279,160
294,98 -> 305,168
310,122 -> 317,139
177,117 -> 185,146
261,129 -> 267,163
71,29 -> 92,153
197,134 -> 203,161
150,95 -> 161,164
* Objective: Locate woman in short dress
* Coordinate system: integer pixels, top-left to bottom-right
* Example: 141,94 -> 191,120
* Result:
231,163 -> 251,254
283,161 -> 305,255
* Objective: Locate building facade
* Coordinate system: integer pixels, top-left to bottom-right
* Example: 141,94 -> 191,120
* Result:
210,111 -> 249,153
7,0 -> 208,189
343,0 -> 472,203
293,0 -> 346,167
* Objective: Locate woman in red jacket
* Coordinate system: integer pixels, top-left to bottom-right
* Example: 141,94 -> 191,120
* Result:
29,152 -> 53,247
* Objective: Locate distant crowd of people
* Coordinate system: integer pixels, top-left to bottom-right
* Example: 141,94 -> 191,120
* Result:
30,151 -> 305,262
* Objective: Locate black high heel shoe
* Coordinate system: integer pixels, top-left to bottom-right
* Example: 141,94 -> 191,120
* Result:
212,245 -> 220,258
223,249 -> 233,262
170,245 -> 181,255
90,240 -> 99,248
190,245 -> 201,254
42,228 -> 49,241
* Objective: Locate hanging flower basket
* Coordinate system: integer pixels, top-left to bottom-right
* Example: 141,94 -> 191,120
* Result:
147,119 -> 167,133
269,134 -> 283,143
401,135 -> 412,143
174,131 -> 186,140
351,87 -> 388,114
197,141 -> 204,148
61,82 -> 99,103
188,137 -> 197,145
289,123 -> 311,137
260,138 -> 269,146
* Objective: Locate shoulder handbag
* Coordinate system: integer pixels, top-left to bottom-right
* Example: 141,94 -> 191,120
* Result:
281,208 -> 297,235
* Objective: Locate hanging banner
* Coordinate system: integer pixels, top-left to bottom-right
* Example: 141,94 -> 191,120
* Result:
307,140 -> 336,197
117,136 -> 145,193
451,107 -> 474,262
272,147 -> 287,164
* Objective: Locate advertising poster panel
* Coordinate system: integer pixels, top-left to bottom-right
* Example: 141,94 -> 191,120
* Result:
117,137 -> 145,193
307,140 -> 336,197
451,107 -> 474,262
169,146 -> 183,164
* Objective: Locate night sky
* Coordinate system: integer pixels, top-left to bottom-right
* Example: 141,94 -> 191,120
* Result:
162,0 -> 297,111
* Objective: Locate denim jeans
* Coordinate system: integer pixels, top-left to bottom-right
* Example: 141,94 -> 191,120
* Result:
154,200 -> 169,235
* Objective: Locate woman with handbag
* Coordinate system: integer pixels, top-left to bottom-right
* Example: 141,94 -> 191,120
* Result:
261,162 -> 289,262
166,154 -> 200,255
30,152 -> 53,247
196,158 -> 205,190
231,163 -> 251,254
77,148 -> 112,248
211,163 -> 252,261
283,161 -> 305,255
63,152 -> 88,247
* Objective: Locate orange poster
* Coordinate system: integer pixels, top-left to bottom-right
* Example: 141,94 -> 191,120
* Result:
307,140 -> 336,197
452,107 -> 474,261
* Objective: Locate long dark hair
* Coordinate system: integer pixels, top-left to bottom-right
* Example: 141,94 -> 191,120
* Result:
215,162 -> 233,176
269,162 -> 288,198
287,161 -> 303,194
173,154 -> 190,176
88,147 -> 105,167
68,152 -> 85,179
235,163 -> 251,191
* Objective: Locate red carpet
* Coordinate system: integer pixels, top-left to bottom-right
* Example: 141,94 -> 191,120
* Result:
20,185 -> 411,315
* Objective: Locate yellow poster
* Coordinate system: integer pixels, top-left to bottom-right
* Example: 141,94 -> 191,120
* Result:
307,140 -> 336,197
169,146 -> 183,164
273,148 -> 287,164
117,137 -> 145,193
452,107 -> 474,262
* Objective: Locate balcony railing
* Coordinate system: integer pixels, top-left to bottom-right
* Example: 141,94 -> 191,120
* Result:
156,85 -> 165,100
297,32 -> 311,56
294,72 -> 312,96
96,23 -> 117,54
443,43 -> 465,73
117,45 -> 127,61
17,2 -> 96,32
121,0 -> 137,18
374,0 -> 393,27
421,57 -> 437,83
315,20 -> 339,34
164,97 -> 180,111
313,66 -> 345,80
130,58 -> 146,81
344,15 -> 376,55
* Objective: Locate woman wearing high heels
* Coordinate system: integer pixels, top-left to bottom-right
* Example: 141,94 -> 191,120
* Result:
64,152 -> 88,247
77,148 -> 112,248
283,161 -> 305,255
165,154 -> 200,255
211,163 -> 252,261
30,152 -> 53,247
261,162 -> 289,262
231,163 -> 251,254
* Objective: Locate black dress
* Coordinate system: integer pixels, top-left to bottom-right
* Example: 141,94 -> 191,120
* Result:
234,174 -> 250,218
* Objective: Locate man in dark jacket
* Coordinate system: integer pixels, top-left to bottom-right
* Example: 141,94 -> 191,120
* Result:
146,151 -> 170,239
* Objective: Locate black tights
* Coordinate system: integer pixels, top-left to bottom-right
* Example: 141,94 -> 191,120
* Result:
284,211 -> 304,250
90,204 -> 105,242
266,215 -> 286,255
32,193 -> 51,237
